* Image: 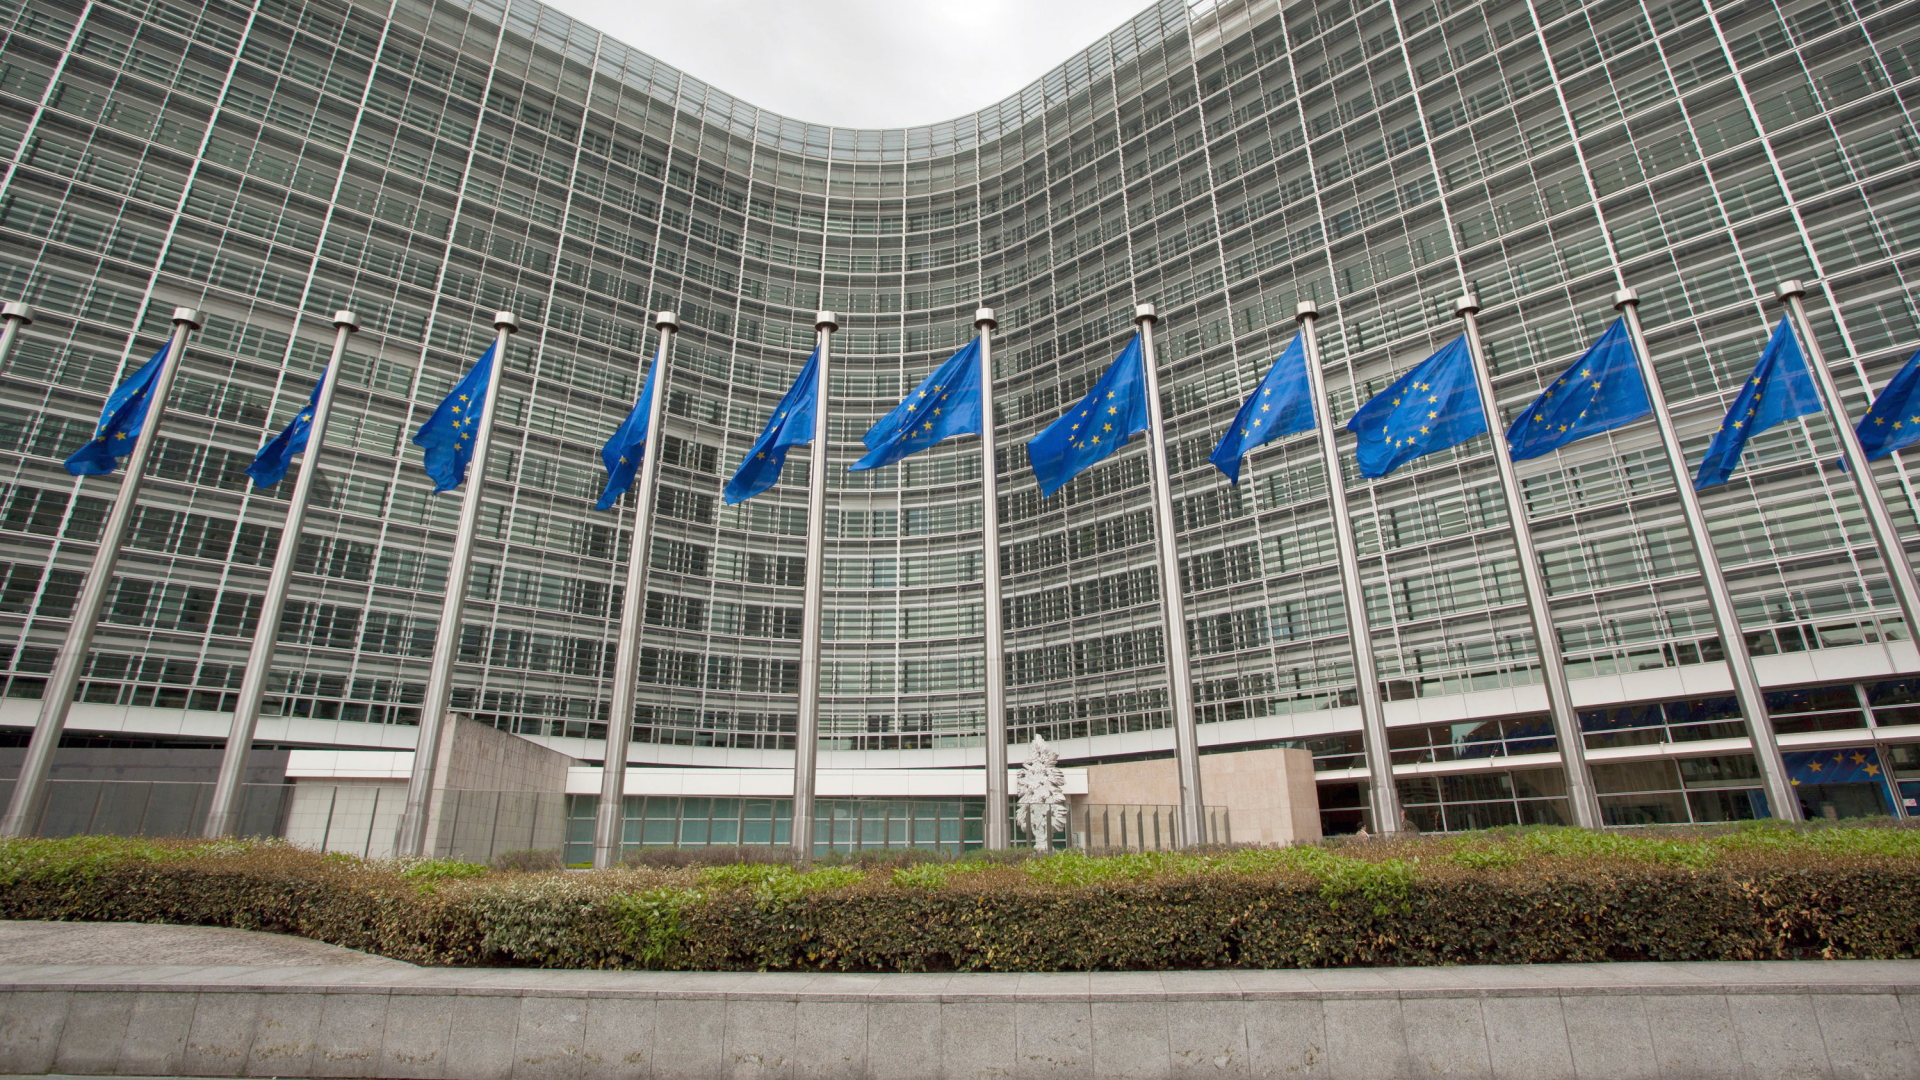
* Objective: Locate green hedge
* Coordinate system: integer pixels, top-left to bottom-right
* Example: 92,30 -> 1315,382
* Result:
3,827 -> 1918,970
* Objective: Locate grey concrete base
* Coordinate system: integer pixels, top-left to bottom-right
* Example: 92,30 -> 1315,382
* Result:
0,960 -> 1916,1079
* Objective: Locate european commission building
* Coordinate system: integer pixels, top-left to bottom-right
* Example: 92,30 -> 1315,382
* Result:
2,0 -> 1919,858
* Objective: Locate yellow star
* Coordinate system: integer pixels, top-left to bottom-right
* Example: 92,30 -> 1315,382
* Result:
1091,435 -> 1100,443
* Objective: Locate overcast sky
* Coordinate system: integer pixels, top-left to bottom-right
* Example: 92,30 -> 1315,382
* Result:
538,0 -> 1159,128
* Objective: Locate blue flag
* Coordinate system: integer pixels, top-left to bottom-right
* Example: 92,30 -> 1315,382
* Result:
850,338 -> 983,472
1027,334 -> 1151,498
724,348 -> 820,504
248,372 -> 324,488
1346,335 -> 1487,479
1855,346 -> 1920,461
596,350 -> 661,511
413,342 -> 496,493
1694,318 -> 1822,489
1209,333 -> 1315,485
64,342 -> 170,476
1506,318 -> 1651,461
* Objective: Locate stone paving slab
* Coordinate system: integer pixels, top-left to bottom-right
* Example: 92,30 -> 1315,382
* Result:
0,921 -> 410,969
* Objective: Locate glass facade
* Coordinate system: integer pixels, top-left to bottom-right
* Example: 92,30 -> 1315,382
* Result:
1,0 -> 1917,832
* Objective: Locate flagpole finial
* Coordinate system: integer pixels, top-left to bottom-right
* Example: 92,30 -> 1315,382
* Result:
815,310 -> 839,331
974,307 -> 996,330
1774,280 -> 1807,303
2,301 -> 32,325
655,311 -> 679,331
492,311 -> 519,333
171,306 -> 204,330
1612,288 -> 1639,310
1295,299 -> 1319,321
1134,303 -> 1157,325
1452,293 -> 1480,317
332,310 -> 361,331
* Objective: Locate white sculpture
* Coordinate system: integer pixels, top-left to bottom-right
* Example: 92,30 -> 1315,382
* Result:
1013,734 -> 1069,852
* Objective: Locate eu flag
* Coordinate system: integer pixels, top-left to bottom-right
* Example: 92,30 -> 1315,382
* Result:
64,342 -> 170,476
1209,332 -> 1314,485
595,350 -> 661,511
1506,318 -> 1651,461
1027,333 -> 1150,498
1346,335 -> 1487,479
1855,346 -> 1920,461
724,347 -> 819,504
248,372 -> 324,488
413,342 -> 495,493
1694,318 -> 1821,489
850,337 -> 983,472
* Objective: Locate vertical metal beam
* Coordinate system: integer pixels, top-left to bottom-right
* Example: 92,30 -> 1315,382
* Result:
975,307 -> 1011,849
1295,303 -> 1402,834
593,311 -> 679,869
1132,304 -> 1205,846
395,312 -> 518,858
0,306 -> 203,839
0,303 -> 32,367
205,310 -> 360,838
1614,290 -> 1799,821
791,311 -> 837,863
1453,293 -> 1604,830
1776,282 -> 1920,655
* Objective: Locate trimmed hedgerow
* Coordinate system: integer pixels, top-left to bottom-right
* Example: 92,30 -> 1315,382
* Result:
3,825 -> 1918,970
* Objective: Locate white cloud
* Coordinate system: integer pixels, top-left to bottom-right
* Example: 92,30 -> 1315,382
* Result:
539,0 -> 1158,127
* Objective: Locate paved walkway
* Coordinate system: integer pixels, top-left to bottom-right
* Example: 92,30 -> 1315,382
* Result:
0,919 -> 410,968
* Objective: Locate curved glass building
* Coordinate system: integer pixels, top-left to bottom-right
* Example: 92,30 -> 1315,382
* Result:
2,0 -> 1918,846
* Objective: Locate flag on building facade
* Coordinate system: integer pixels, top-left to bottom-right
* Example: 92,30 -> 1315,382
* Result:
1028,334 -> 1150,497
724,347 -> 820,504
1506,318 -> 1651,461
850,337 -> 983,472
414,341 -> 496,492
1346,335 -> 1486,479
1694,318 -> 1821,489
64,342 -> 170,476
248,372 -> 325,488
596,349 -> 661,510
1209,332 -> 1314,484
1855,346 -> 1920,461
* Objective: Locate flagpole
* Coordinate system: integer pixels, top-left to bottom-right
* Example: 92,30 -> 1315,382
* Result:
593,311 -> 678,869
1295,302 -> 1402,835
1775,281 -> 1920,654
974,307 -> 1010,849
1453,292 -> 1604,830
1614,290 -> 1800,821
395,311 -> 518,858
0,303 -> 31,369
0,306 -> 203,839
204,310 -> 360,839
1133,304 -> 1206,846
791,310 -> 837,863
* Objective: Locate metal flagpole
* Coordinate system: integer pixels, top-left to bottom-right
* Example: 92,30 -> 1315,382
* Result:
204,310 -> 360,838
1775,281 -> 1920,653
1295,301 -> 1403,835
1614,289 -> 1800,821
1454,292 -> 1604,830
0,306 -> 203,839
395,311 -> 518,858
791,310 -> 837,863
1133,303 -> 1206,846
0,302 -> 32,367
593,311 -> 679,869
974,307 -> 1010,849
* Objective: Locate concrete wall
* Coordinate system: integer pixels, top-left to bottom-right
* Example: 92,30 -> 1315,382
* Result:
1,961 -> 1915,1079
425,715 -> 573,861
1083,747 -> 1321,845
